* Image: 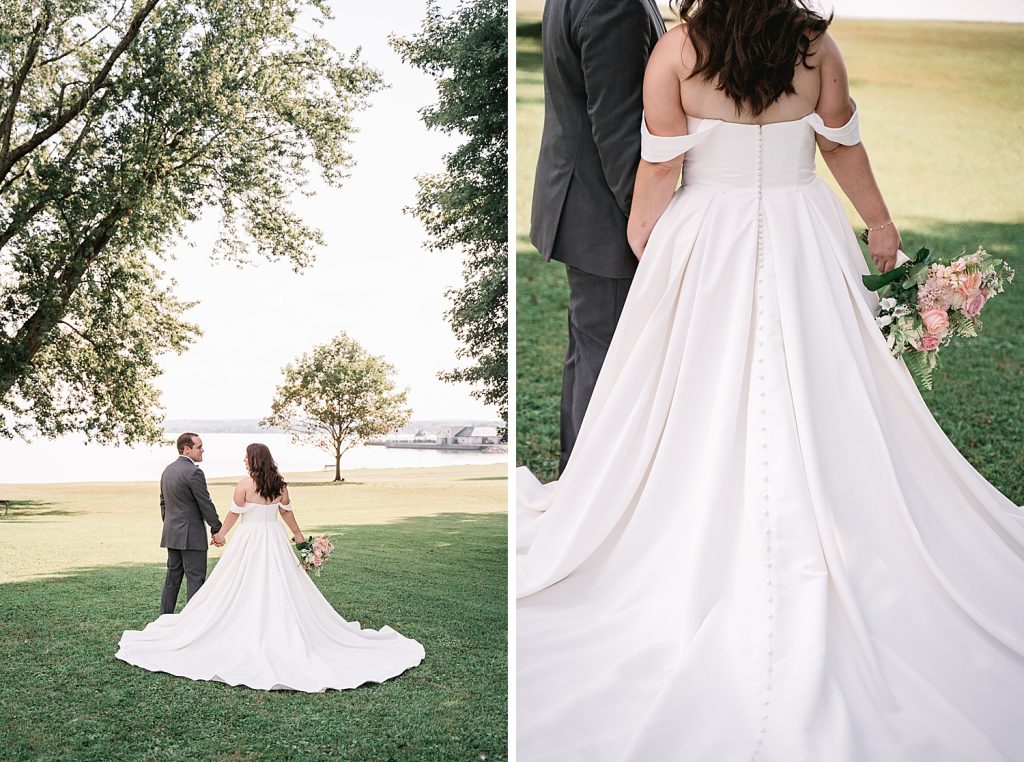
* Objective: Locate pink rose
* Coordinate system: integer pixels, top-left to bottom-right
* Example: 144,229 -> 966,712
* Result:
917,334 -> 941,351
919,307 -> 949,337
313,557 -> 323,567
963,289 -> 989,317
959,271 -> 982,292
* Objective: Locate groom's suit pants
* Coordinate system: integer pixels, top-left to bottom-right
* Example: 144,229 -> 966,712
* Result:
560,265 -> 632,475
160,548 -> 208,615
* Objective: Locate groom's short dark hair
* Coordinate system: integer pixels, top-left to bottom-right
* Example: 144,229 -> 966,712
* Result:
177,432 -> 198,453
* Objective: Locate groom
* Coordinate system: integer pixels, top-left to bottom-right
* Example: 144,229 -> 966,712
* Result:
530,0 -> 665,474
159,432 -> 223,615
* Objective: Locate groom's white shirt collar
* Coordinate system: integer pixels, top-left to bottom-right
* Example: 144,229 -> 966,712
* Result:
177,454 -> 199,466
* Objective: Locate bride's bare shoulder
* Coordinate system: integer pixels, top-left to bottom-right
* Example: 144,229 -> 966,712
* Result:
809,30 -> 844,70
812,31 -> 853,120
648,24 -> 696,75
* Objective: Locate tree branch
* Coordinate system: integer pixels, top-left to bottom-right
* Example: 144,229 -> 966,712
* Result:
0,6 -> 53,162
0,203 -> 128,393
38,0 -> 130,67
0,150 -> 168,393
57,320 -> 102,351
0,0 -> 162,185
0,105 -> 101,251
168,126 -> 233,172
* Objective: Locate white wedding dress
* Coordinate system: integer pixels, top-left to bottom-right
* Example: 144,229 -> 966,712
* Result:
517,107 -> 1024,761
117,502 -> 424,692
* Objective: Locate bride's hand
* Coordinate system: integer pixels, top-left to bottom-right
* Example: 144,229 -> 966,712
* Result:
628,236 -> 646,262
212,531 -> 226,546
293,532 -> 305,544
626,221 -> 648,261
867,223 -> 901,273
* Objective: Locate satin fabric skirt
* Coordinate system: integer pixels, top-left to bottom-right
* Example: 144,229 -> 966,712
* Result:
117,508 -> 424,692
517,179 -> 1024,761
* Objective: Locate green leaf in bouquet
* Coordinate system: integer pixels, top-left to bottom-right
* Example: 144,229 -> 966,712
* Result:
863,265 -> 911,292
907,262 -> 930,281
902,349 -> 934,391
949,312 -> 978,338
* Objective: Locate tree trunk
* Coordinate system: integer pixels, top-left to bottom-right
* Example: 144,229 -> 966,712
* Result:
333,452 -> 342,482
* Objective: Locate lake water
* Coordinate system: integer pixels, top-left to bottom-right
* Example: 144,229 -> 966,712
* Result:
0,432 -> 506,485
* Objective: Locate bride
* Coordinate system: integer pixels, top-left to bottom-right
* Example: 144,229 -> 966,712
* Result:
117,443 -> 424,692
517,1 -> 1024,760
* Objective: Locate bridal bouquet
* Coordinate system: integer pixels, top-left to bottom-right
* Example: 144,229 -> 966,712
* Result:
295,536 -> 335,577
860,241 -> 1014,390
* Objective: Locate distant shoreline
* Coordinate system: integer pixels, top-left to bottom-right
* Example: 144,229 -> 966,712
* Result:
0,431 -> 506,487
162,418 -> 505,436
0,461 -> 507,490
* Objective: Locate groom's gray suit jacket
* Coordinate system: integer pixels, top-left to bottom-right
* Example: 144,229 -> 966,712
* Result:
160,456 -> 222,550
530,0 -> 666,279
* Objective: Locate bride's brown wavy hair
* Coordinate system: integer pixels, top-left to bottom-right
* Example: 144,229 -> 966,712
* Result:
672,0 -> 832,116
246,443 -> 287,501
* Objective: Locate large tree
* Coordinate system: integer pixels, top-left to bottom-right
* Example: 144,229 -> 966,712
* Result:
0,0 -> 381,444
261,332 -> 412,482
390,0 -> 508,425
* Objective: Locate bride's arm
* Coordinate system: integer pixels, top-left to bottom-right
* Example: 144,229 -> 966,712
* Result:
814,33 -> 901,273
626,29 -> 688,260
277,486 -> 305,543
214,512 -> 239,543
212,481 -> 246,543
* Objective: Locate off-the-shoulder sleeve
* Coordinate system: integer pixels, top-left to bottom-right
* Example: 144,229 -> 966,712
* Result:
804,100 -> 861,146
640,111 -> 722,163
278,502 -> 293,512
229,502 -> 253,514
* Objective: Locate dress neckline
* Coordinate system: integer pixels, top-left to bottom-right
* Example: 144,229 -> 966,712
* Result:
687,111 -> 816,128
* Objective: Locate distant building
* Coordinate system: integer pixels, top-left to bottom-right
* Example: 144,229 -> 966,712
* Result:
437,426 -> 501,445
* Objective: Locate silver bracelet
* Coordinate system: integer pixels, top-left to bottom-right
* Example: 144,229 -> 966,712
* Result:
865,219 -> 894,232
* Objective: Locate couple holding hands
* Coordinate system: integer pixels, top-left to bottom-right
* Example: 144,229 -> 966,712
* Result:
115,433 -> 424,693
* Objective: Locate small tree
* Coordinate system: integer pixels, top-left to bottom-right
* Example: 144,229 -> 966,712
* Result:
262,333 -> 411,482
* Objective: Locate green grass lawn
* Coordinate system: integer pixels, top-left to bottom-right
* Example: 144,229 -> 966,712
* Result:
516,17 -> 1024,497
0,466 -> 507,760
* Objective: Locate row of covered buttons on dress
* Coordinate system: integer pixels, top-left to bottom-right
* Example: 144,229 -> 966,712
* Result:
751,123 -> 774,762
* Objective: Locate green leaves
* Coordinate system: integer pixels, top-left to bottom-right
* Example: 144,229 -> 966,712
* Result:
0,0 -> 381,444
863,266 -> 910,292
902,348 -> 935,391
862,246 -> 931,292
261,332 -> 412,481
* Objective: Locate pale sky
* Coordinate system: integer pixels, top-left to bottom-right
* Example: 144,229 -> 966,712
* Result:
822,0 -> 1024,22
650,1 -> 1024,22
156,0 -> 498,422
